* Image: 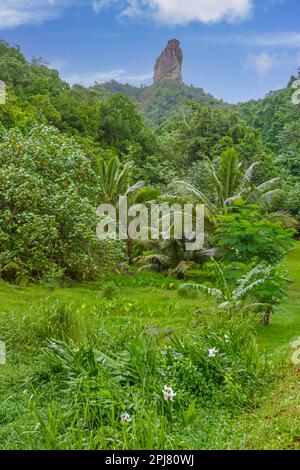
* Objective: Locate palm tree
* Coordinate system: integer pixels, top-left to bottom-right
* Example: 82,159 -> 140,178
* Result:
135,237 -> 195,279
175,147 -> 283,215
97,156 -> 144,206
97,156 -> 159,264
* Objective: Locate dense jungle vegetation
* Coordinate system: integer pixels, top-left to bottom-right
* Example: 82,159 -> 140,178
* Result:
0,40 -> 300,450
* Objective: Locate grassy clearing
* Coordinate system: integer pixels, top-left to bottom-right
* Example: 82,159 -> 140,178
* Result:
0,245 -> 300,450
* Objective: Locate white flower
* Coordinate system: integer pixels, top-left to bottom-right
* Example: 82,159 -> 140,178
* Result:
208,347 -> 219,358
224,334 -> 229,343
121,412 -> 132,423
163,385 -> 177,401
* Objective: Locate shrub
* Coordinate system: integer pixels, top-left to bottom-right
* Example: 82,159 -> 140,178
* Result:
213,204 -> 295,265
102,282 -> 117,300
40,268 -> 65,291
162,319 -> 268,406
0,125 -> 101,282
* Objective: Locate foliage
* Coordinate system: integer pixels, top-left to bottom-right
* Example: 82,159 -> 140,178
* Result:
25,314 -> 268,449
238,76 -> 300,223
175,147 -> 283,215
101,282 -> 117,300
238,76 -> 300,155
97,155 -> 143,205
1,241 -> 300,450
139,80 -> 218,125
0,125 -> 101,282
212,204 -> 295,265
0,41 -> 156,163
182,261 -> 287,320
0,37 -> 299,451
162,102 -> 275,173
97,93 -> 156,159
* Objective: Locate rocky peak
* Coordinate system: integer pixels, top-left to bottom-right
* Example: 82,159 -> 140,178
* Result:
153,39 -> 183,84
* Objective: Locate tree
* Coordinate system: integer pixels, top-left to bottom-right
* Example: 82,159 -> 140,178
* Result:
136,238 -> 194,279
97,156 -> 159,264
97,156 -> 143,205
98,94 -> 156,160
0,125 -> 100,283
212,204 -> 295,265
175,147 -> 283,216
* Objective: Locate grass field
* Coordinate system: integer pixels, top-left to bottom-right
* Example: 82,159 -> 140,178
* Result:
0,244 -> 300,450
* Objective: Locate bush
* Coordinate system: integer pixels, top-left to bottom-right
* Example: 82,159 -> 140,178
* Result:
0,125 -> 101,282
40,268 -> 65,290
102,282 -> 117,300
213,204 -> 295,265
162,319 -> 268,406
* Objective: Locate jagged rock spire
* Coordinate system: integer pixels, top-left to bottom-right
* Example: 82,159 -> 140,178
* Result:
153,39 -> 183,84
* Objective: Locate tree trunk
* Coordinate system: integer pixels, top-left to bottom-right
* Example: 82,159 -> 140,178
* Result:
127,237 -> 133,265
261,309 -> 271,326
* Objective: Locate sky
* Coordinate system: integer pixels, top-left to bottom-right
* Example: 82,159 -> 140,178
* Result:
0,0 -> 300,103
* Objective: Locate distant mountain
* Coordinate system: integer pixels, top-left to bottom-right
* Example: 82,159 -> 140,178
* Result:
96,39 -> 224,125
98,79 -> 222,126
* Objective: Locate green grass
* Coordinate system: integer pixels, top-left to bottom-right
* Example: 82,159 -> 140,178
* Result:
0,245 -> 300,450
256,242 -> 300,353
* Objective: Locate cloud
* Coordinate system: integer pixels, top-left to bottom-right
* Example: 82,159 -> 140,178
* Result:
0,0 -> 72,29
91,0 -> 118,14
247,52 -> 278,76
242,32 -> 300,48
248,50 -> 300,77
143,0 -> 252,24
93,0 -> 253,25
63,68 -> 152,86
205,31 -> 300,48
0,0 -> 253,29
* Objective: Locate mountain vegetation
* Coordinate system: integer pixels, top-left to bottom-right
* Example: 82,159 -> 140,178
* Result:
0,39 -> 300,450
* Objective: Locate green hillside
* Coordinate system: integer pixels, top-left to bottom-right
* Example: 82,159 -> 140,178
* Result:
238,77 -> 300,219
101,79 -> 221,125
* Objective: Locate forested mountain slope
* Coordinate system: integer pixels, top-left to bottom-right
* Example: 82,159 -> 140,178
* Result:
238,77 -> 300,154
100,79 -> 221,125
238,77 -> 300,219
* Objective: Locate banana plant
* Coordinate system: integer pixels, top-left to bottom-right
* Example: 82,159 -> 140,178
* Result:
181,262 -> 287,320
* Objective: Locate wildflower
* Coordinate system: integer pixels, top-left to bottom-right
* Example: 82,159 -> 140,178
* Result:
163,385 -> 177,401
208,347 -> 219,358
224,334 -> 229,343
121,412 -> 132,423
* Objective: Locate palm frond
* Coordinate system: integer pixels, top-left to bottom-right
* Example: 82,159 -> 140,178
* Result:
256,177 -> 281,194
234,262 -> 267,292
136,254 -> 171,267
219,148 -> 239,201
234,279 -> 267,300
259,189 -> 283,209
125,180 -> 144,196
174,181 -> 217,214
243,162 -> 260,183
264,212 -> 297,228
180,282 -> 223,300
173,261 -> 194,275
